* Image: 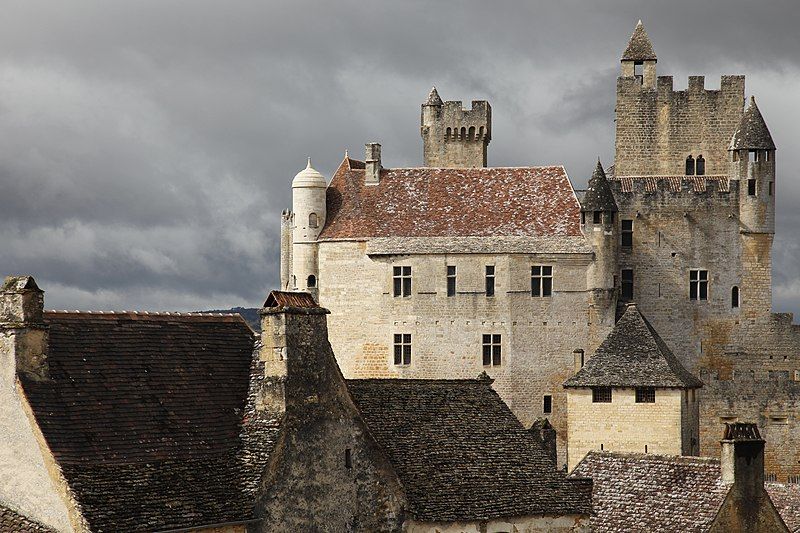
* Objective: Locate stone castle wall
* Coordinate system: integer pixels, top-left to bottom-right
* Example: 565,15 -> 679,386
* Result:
318,240 -> 611,468
421,100 -> 490,168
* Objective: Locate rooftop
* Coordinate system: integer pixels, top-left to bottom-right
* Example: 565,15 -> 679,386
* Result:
622,20 -> 657,62
730,96 -> 776,151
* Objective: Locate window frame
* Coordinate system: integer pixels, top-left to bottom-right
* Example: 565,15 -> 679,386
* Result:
621,219 -> 634,248
696,155 -> 705,176
543,394 -> 553,414
593,211 -> 602,224
309,212 -> 319,228
685,155 -> 695,176
393,333 -> 412,366
531,265 -> 553,297
748,178 -> 757,196
689,269 -> 709,301
392,266 -> 412,297
446,265 -> 456,297
592,387 -> 613,403
485,265 -> 495,297
621,269 -> 634,300
482,334 -> 502,366
635,387 -> 656,403
731,286 -> 740,309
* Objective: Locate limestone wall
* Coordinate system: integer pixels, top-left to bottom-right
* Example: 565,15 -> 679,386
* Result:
404,514 -> 589,533
566,387 -> 684,471
318,240 -> 610,468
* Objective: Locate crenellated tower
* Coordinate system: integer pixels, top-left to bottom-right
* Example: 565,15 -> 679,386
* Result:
420,87 -> 491,168
729,96 -> 776,317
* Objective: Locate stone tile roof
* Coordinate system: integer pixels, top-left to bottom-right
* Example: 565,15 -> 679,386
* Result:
0,503 -> 56,532
730,96 -> 776,150
365,235 -> 592,255
564,303 -> 703,388
614,175 -> 730,193
20,311 -> 268,533
571,451 -> 800,532
264,290 -> 319,309
581,160 -> 618,212
424,86 -> 443,106
622,20 -> 657,61
346,378 -> 593,522
320,157 -> 582,240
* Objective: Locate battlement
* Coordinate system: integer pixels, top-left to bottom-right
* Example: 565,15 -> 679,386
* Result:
421,89 -> 491,168
438,100 -> 492,141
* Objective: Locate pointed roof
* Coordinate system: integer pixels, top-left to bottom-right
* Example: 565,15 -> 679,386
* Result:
581,160 -> 618,212
729,96 -> 776,150
622,20 -> 657,61
424,86 -> 443,106
564,303 -> 702,388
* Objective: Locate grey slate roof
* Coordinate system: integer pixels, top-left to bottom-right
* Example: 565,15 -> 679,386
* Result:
581,160 -> 618,212
564,303 -> 702,388
424,86 -> 443,106
571,451 -> 800,532
730,96 -> 776,150
0,503 -> 56,533
622,20 -> 657,61
346,378 -> 593,522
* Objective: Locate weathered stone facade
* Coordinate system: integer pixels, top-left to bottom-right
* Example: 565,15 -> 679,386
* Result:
421,87 -> 491,168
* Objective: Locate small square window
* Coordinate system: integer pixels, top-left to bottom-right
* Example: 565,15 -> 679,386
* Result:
543,395 -> 552,414
592,387 -> 612,403
482,334 -> 502,366
393,333 -> 412,365
635,387 -> 656,403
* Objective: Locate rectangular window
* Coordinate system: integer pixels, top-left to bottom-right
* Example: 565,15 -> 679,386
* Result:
748,179 -> 757,196
485,265 -> 495,297
543,395 -> 552,414
592,387 -> 612,403
581,211 -> 586,225
482,334 -> 502,366
393,333 -> 412,365
635,387 -> 656,403
531,265 -> 553,297
621,269 -> 634,300
690,269 -> 709,301
749,150 -> 758,163
621,220 -> 633,248
593,211 -> 601,224
769,181 -> 774,196
393,266 -> 411,297
446,265 -> 456,297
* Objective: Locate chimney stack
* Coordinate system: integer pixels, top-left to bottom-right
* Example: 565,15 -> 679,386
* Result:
0,275 -> 49,381
720,422 -> 765,496
365,142 -> 381,185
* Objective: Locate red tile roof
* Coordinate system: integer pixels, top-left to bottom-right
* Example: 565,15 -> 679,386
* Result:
264,290 -> 319,309
320,157 -> 582,239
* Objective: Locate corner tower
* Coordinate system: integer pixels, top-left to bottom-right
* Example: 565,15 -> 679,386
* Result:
729,97 -> 776,317
420,87 -> 491,168
290,159 -> 327,299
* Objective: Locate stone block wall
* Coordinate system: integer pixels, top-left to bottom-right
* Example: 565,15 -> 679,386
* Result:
421,100 -> 490,168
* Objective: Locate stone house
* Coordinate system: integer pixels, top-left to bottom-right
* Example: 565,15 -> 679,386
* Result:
279,20 -> 800,478
563,302 -> 702,469
571,423 -> 799,532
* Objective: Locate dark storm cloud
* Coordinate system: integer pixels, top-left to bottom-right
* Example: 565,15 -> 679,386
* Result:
1,0 -> 799,312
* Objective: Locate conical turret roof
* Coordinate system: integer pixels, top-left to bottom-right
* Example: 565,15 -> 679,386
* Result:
292,158 -> 327,188
564,303 -> 702,389
581,160 -> 618,213
424,86 -> 443,106
622,20 -> 657,61
729,96 -> 776,151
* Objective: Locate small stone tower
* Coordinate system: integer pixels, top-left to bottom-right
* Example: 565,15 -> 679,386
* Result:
0,275 -> 49,381
290,158 -> 327,298
581,161 -> 618,331
620,20 -> 657,88
730,97 -> 776,317
420,87 -> 491,168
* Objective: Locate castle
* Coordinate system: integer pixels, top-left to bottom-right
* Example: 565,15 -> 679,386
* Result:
279,20 -> 800,478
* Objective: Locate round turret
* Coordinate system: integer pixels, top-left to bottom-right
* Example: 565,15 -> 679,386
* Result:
291,158 -> 327,297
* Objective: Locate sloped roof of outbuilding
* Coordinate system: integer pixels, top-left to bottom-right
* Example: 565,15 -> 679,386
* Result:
320,157 -> 582,240
730,96 -> 776,151
21,311 -> 274,533
622,20 -> 657,61
564,303 -> 702,388
346,378 -> 593,522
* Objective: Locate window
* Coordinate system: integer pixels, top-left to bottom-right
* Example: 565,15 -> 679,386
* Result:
543,395 -> 552,414
393,266 -> 411,297
769,181 -> 774,196
621,220 -> 633,248
307,274 -> 316,288
446,265 -> 456,297
689,269 -> 709,301
482,334 -> 502,366
593,211 -> 601,224
732,150 -> 740,162
309,213 -> 319,228
485,265 -> 495,297
765,151 -> 771,162
731,286 -> 740,308
748,179 -> 757,196
581,211 -> 586,225
345,448 -> 352,469
574,349 -> 585,369
634,61 -> 643,83
393,334 -> 412,365
685,155 -> 695,176
635,387 -> 656,403
531,265 -> 553,297
696,155 -> 705,176
749,150 -> 758,163
592,387 -> 612,403
621,269 -> 634,300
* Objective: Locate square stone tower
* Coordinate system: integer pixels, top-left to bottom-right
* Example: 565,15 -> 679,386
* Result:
420,87 -> 491,168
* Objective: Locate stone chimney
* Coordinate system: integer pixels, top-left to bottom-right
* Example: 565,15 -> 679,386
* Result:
365,142 -> 381,185
0,275 -> 49,381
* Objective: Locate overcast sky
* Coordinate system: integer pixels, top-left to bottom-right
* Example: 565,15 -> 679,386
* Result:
1,1 -> 799,313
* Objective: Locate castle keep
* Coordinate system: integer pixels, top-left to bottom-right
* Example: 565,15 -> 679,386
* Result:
279,21 -> 800,478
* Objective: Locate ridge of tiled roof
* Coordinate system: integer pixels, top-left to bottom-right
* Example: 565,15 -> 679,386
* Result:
564,303 -> 703,388
730,96 -> 776,151
571,451 -> 800,532
0,503 -> 56,533
346,378 -> 592,522
21,312 -> 266,532
321,159 -> 582,239
622,20 -> 657,61
581,160 -> 618,212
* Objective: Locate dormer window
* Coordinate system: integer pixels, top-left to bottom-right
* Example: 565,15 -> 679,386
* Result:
685,156 -> 695,176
